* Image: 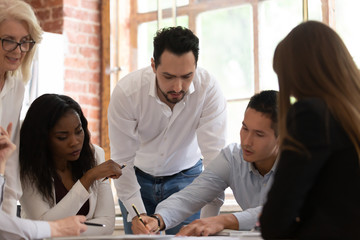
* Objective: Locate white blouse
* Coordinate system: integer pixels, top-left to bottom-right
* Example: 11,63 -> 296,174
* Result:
0,75 -> 25,216
20,145 -> 115,236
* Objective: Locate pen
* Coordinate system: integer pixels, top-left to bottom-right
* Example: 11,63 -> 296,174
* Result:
102,164 -> 126,182
84,222 -> 106,227
132,204 -> 145,226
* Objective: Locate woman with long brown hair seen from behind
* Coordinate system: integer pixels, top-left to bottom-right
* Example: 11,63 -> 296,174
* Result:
260,21 -> 360,239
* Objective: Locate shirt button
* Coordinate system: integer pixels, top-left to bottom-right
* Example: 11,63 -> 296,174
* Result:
160,153 -> 164,156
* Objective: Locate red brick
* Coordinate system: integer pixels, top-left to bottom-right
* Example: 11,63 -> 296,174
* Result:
65,57 -> 89,69
64,0 -> 80,7
79,23 -> 100,34
87,59 -> 100,71
43,19 -> 63,33
88,108 -> 100,119
65,69 -> 82,80
64,7 -> 90,21
27,0 -> 43,9
64,19 -> 81,32
66,32 -> 87,45
81,1 -> 100,11
88,12 -> 100,23
79,46 -> 99,59
78,95 -> 100,106
66,45 -> 79,55
52,6 -> 63,19
36,9 -> 51,22
88,82 -> 100,94
64,81 -> 88,92
88,35 -> 100,47
48,0 -> 63,6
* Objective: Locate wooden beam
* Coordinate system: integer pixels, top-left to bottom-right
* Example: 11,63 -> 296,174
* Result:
322,0 -> 335,28
133,0 -> 251,23
100,0 -> 111,160
252,0 -> 259,93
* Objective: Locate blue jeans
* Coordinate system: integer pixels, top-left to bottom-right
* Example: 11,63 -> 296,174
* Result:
119,159 -> 203,234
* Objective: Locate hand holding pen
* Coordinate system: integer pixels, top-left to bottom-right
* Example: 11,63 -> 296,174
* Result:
80,159 -> 124,190
132,204 -> 145,225
131,204 -> 162,234
102,164 -> 126,182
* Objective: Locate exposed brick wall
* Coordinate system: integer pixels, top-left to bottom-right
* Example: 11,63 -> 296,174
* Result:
26,0 -> 102,145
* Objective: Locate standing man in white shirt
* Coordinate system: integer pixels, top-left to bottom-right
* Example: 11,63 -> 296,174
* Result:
108,26 -> 227,234
132,90 -> 279,236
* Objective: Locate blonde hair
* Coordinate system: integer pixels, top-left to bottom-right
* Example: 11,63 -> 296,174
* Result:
0,0 -> 43,83
274,21 -> 360,162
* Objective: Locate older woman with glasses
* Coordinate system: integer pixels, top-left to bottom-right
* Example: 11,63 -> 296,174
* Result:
0,0 -> 43,215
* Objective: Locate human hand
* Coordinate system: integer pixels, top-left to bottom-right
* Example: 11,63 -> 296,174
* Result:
176,214 -> 236,236
131,215 -> 159,234
49,215 -> 87,237
0,123 -> 16,175
81,159 -> 123,190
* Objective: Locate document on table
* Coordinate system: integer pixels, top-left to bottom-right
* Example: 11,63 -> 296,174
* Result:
44,234 -> 252,240
214,229 -> 262,239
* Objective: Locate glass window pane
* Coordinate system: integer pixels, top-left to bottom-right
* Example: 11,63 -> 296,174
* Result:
258,0 -> 302,91
138,16 -> 189,69
137,0 -> 189,13
197,5 -> 254,100
335,0 -> 360,68
308,0 -> 322,21
227,100 -> 249,144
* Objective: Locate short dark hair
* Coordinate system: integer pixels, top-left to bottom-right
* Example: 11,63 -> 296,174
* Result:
20,94 -> 95,205
247,90 -> 278,137
153,26 -> 199,68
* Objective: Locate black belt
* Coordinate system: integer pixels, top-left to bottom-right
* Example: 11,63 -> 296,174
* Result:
134,166 -> 187,181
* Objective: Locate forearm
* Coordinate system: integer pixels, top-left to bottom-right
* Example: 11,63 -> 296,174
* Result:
82,181 -> 115,236
233,206 -> 262,230
2,151 -> 21,215
21,180 -> 90,221
0,210 -> 50,240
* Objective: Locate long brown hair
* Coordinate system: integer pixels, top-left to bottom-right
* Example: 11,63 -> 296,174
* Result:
274,21 -> 360,162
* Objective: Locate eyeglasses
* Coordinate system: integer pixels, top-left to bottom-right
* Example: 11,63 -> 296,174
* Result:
0,38 -> 36,52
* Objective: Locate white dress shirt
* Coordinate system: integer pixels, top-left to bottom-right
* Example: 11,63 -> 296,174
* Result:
0,176 -> 51,240
0,74 -> 24,216
156,143 -> 277,230
20,145 -> 115,236
108,66 -> 227,220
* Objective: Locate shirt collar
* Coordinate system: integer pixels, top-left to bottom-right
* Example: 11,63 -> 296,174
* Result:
248,155 -> 280,176
0,74 -> 16,98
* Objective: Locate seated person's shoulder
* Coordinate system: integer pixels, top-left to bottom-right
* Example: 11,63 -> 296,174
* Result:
92,144 -> 105,164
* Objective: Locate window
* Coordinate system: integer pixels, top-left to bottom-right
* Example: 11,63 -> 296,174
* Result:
107,0 -> 357,209
110,0 -> 326,144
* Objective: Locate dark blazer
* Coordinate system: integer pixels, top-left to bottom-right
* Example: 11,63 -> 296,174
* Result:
260,98 -> 360,239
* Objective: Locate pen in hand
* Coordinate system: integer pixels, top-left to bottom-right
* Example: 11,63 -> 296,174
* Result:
102,164 -> 126,182
84,222 -> 106,227
132,204 -> 145,226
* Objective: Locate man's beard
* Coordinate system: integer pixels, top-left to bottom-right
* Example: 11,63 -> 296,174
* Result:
156,79 -> 186,104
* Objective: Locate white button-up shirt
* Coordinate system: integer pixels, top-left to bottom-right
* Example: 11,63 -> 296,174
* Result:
0,176 -> 51,240
0,74 -> 24,216
108,66 -> 227,219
